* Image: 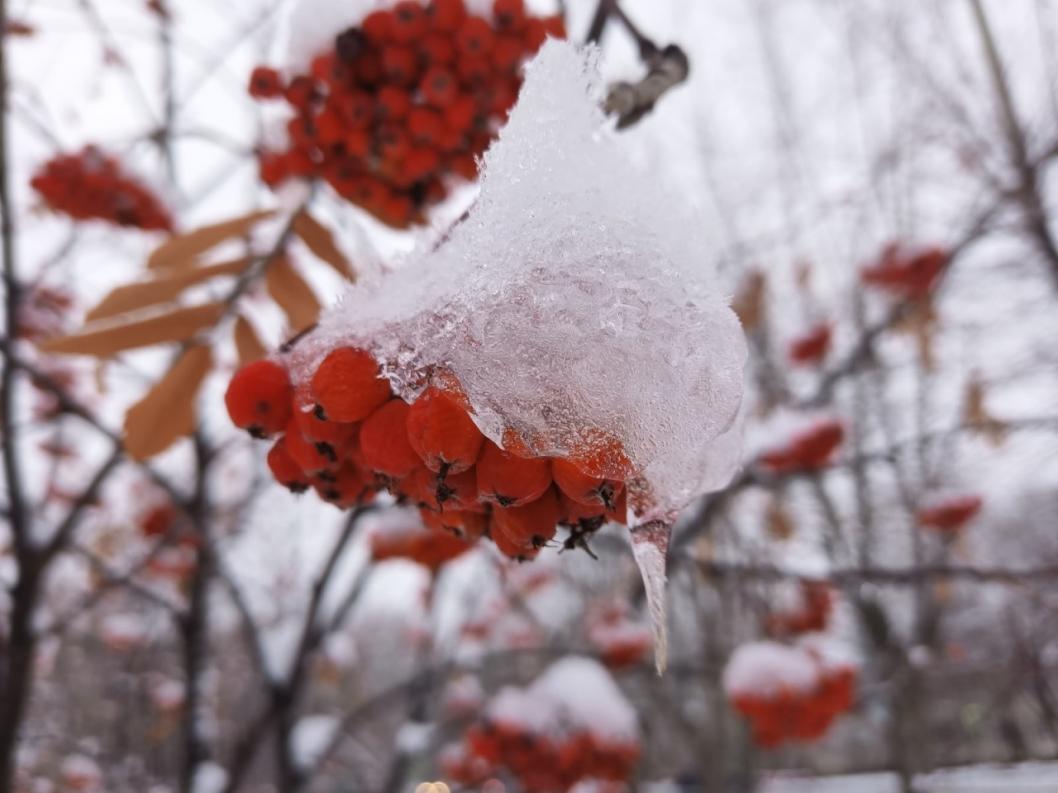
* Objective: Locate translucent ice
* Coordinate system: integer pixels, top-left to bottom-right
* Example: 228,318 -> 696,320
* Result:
299,39 -> 747,521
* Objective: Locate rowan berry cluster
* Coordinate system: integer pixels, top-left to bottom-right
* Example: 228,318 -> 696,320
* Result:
444,726 -> 639,792
224,347 -> 632,562
787,322 -> 832,366
370,516 -> 473,570
726,641 -> 857,749
29,147 -> 173,231
861,242 -> 949,299
758,418 -> 845,473
764,580 -> 834,637
441,660 -> 640,791
586,602 -> 652,670
250,0 -> 564,228
916,493 -> 983,534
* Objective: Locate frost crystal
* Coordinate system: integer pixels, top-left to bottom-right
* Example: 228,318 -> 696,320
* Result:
303,39 -> 747,520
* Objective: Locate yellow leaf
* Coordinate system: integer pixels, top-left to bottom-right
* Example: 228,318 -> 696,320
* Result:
40,302 -> 226,357
86,258 -> 250,323
123,345 -> 213,460
233,314 -> 267,366
293,211 -> 356,281
266,256 -> 321,333
147,209 -> 275,271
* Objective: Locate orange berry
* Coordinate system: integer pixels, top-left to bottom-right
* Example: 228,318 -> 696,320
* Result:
567,428 -> 634,480
551,457 -> 623,509
362,9 -> 395,43
314,463 -> 369,508
391,1 -> 428,43
377,86 -> 412,121
360,399 -> 422,477
430,0 -> 467,32
493,0 -> 526,31
268,438 -> 309,492
422,31 -> 456,65
225,359 -> 293,438
382,45 -> 418,85
406,387 -> 485,473
291,405 -> 357,464
457,16 -> 495,57
409,107 -> 446,146
422,507 -> 488,540
492,487 -> 559,556
476,440 -> 551,506
284,420 -> 338,476
311,347 -> 392,422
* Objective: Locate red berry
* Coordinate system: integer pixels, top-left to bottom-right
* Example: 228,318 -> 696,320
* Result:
248,66 -> 284,99
551,457 -> 623,509
225,360 -> 293,438
457,16 -> 495,57
406,387 -> 485,473
430,0 -> 467,32
311,347 -> 392,422
360,399 -> 423,477
476,440 -> 551,506
267,436 -> 310,493
492,488 -> 559,558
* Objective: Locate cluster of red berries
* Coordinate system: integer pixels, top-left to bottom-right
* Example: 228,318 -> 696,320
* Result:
30,147 -> 173,231
861,243 -> 949,299
250,0 -> 564,228
370,517 -> 473,571
765,580 -> 834,637
758,418 -> 845,473
586,602 -> 652,670
224,348 -> 632,562
788,322 -> 832,367
443,721 -> 639,792
916,493 -> 983,534
729,647 -> 856,749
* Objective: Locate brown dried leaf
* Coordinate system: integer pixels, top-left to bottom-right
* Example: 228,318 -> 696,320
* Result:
233,314 -> 267,366
893,298 -> 937,372
123,345 -> 212,460
293,211 -> 356,281
765,497 -> 795,541
147,209 -> 275,271
962,374 -> 1008,447
733,270 -> 765,332
266,256 -> 321,333
86,258 -> 250,323
40,302 -> 225,357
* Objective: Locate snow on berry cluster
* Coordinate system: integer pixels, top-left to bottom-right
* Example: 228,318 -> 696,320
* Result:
723,637 -> 858,748
251,0 -> 564,227
441,657 -> 640,791
30,147 -> 173,231
225,353 -> 630,561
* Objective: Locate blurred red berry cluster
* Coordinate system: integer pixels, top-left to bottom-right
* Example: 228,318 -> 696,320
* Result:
758,418 -> 845,473
916,493 -> 983,534
765,580 -> 834,637
30,147 -> 173,231
860,243 -> 949,299
728,643 -> 857,748
251,0 -> 565,228
224,348 -> 633,563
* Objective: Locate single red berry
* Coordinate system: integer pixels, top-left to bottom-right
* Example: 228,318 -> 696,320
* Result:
248,66 -> 283,99
360,399 -> 423,477
422,32 -> 457,65
284,420 -> 338,476
311,347 -> 392,422
225,360 -> 293,438
493,0 -> 526,31
430,0 -> 467,32
420,68 -> 459,108
457,16 -> 495,57
406,387 -> 484,473
551,457 -> 624,509
267,436 -> 310,493
314,463 -> 370,509
362,9 -> 395,43
391,1 -> 428,43
377,86 -> 412,121
476,440 -> 551,506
